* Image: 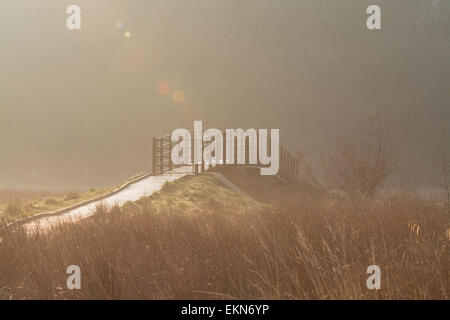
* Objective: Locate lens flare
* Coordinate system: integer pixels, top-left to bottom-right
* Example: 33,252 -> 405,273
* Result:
172,90 -> 186,104
124,31 -> 131,38
157,82 -> 171,96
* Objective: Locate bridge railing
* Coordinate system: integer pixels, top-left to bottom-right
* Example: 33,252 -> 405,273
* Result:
152,129 -> 300,182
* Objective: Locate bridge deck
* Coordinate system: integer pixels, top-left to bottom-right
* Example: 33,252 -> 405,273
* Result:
22,167 -> 193,233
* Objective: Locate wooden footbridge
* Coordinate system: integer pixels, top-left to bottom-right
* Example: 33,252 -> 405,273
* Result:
152,128 -> 300,181
3,128 -> 300,233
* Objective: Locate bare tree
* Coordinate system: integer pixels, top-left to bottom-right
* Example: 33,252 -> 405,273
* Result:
323,111 -> 398,197
437,133 -> 450,215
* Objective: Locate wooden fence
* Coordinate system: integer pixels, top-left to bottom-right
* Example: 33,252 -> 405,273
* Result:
152,129 -> 299,182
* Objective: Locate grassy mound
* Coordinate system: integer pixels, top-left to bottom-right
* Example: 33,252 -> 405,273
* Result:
143,174 -> 262,214
0,174 -> 448,299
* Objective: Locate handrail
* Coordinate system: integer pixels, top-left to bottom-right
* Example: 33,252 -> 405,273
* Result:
1,172 -> 153,231
153,128 -> 299,181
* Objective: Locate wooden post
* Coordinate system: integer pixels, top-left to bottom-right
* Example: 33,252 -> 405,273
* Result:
223,130 -> 227,167
152,137 -> 157,175
245,136 -> 249,165
286,150 -> 289,179
169,136 -> 173,171
191,130 -> 195,174
256,131 -> 259,167
291,155 -> 294,179
200,130 -> 205,173
287,152 -> 290,180
292,157 -> 296,179
279,146 -> 283,178
268,135 -> 271,159
289,154 -> 292,180
159,138 -> 164,174
294,156 -> 297,179
233,136 -> 238,166
288,151 -> 291,179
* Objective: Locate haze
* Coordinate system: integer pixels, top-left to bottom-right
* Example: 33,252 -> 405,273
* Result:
0,0 -> 449,189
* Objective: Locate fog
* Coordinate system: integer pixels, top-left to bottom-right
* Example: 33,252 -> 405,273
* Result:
0,0 -> 449,189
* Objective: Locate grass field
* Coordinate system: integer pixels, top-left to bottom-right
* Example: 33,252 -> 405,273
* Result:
0,172 -> 448,300
0,173 -> 149,226
0,186 -> 118,226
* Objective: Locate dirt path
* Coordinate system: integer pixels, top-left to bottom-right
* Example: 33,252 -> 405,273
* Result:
22,167 -> 192,233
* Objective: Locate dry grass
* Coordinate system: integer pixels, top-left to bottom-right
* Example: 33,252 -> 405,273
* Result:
0,185 -> 118,226
0,175 -> 448,300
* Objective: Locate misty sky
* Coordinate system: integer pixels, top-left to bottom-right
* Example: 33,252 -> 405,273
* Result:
0,0 -> 449,189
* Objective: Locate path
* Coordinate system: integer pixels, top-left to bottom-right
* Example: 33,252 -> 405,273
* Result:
22,167 -> 192,233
